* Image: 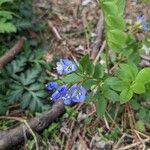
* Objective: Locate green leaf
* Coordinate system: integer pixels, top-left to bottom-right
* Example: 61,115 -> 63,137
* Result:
135,120 -> 145,132
0,22 -> 16,33
118,64 -> 137,81
105,15 -> 125,30
86,60 -> 94,76
105,77 -> 129,91
0,95 -> 7,115
21,92 -> 32,109
35,90 -> 47,98
107,30 -> 127,46
20,69 -> 40,85
103,89 -> 120,102
108,41 -> 122,52
93,63 -> 104,78
135,67 -> 150,84
29,97 -> 43,112
82,79 -> 96,90
96,95 -> 107,117
8,89 -> 23,103
131,82 -> 145,94
86,92 -> 94,102
0,0 -> 13,6
79,54 -> 89,70
130,99 -> 140,110
29,99 -> 37,112
102,1 -> 118,15
137,108 -> 147,120
29,83 -> 43,91
115,0 -> 125,15
0,11 -> 13,19
120,88 -> 133,104
63,73 -> 82,83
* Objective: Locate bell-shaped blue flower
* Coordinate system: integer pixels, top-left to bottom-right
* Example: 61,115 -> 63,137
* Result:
51,85 -> 67,102
56,59 -> 77,75
46,82 -> 57,90
69,85 -> 86,103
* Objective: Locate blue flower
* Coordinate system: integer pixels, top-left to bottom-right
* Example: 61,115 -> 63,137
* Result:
51,85 -> 67,102
62,95 -> 72,105
56,59 -> 77,75
46,82 -> 57,90
136,16 -> 148,32
69,85 -> 86,103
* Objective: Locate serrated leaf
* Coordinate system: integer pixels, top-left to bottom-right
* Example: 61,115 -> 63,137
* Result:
120,88 -> 133,104
0,11 -> 13,19
29,99 -> 37,112
8,89 -> 23,103
35,90 -> 47,98
0,95 -> 7,115
0,22 -> 16,33
22,69 -> 40,85
29,83 -> 43,91
29,97 -> 43,112
63,73 -> 82,83
21,92 -> 32,109
9,83 -> 22,90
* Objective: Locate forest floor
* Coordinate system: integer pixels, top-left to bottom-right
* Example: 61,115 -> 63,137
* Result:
0,0 -> 150,150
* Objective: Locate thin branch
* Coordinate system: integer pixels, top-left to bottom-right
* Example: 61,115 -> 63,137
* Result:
90,10 -> 104,60
118,138 -> 150,150
48,21 -> 62,41
0,37 -> 26,69
0,100 -> 64,150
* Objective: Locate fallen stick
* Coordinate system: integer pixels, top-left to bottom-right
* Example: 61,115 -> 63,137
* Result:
0,100 -> 64,150
0,37 -> 26,69
90,10 -> 104,60
48,21 -> 62,41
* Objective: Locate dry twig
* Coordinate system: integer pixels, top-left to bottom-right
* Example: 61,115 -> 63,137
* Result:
48,21 -> 62,41
0,37 -> 26,69
90,10 -> 104,60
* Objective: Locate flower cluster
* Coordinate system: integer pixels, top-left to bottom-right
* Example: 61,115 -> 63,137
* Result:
46,59 -> 86,105
136,16 -> 148,32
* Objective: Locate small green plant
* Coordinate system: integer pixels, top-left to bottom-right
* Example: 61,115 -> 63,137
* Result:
0,44 -> 49,115
47,0 -> 149,130
0,0 -> 16,33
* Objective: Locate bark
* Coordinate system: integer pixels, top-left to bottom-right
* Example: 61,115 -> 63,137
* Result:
0,37 -> 26,69
0,101 -> 64,150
